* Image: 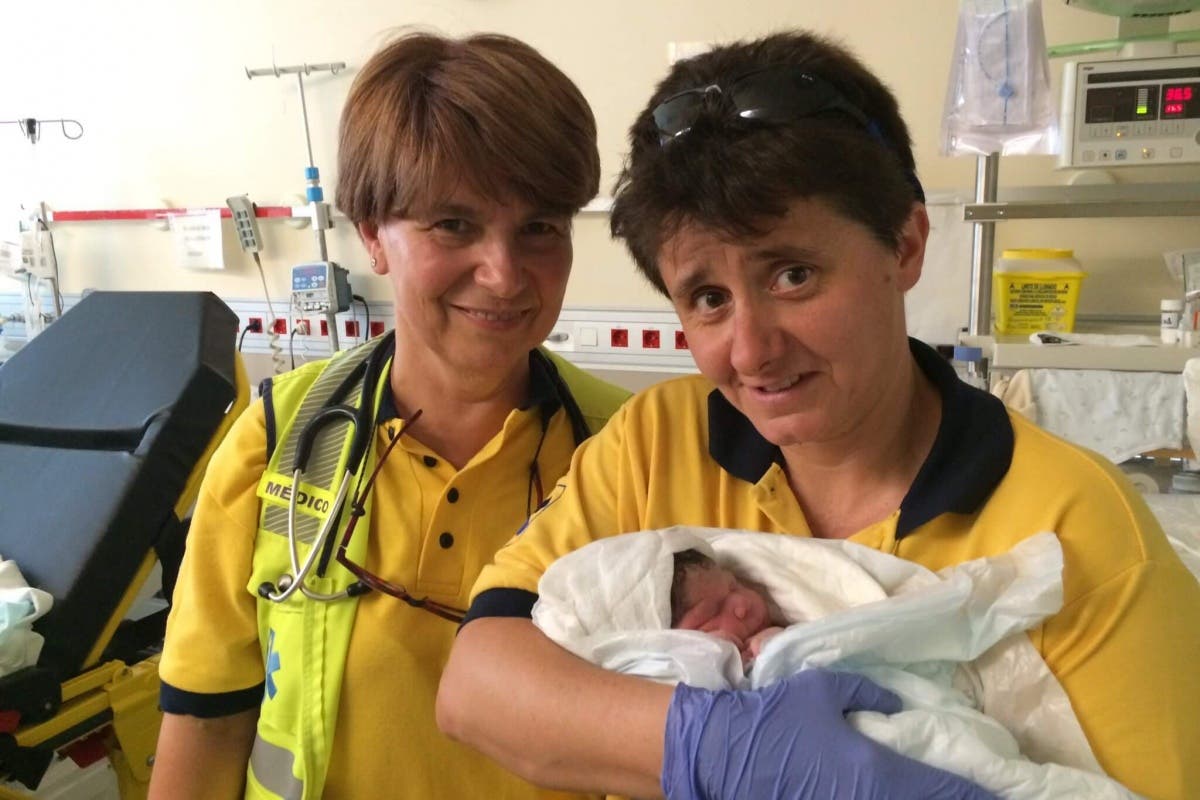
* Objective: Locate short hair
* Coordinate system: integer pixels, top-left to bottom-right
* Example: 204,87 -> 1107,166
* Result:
610,31 -> 922,295
670,548 -> 720,627
336,31 -> 600,225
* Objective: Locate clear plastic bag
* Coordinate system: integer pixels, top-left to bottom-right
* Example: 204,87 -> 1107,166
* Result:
941,0 -> 1059,156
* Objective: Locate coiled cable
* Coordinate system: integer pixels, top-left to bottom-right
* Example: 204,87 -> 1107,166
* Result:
252,251 -> 288,375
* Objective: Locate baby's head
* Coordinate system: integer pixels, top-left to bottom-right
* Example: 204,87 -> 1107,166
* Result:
670,549 -> 773,649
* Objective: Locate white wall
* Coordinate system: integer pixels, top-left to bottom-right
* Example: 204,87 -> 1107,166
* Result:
2,1 -> 1198,317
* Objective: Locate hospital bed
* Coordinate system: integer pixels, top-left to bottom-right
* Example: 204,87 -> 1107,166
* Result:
0,292 -> 248,798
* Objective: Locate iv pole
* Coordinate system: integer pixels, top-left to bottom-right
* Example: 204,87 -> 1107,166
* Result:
246,60 -> 346,351
2,118 -> 77,335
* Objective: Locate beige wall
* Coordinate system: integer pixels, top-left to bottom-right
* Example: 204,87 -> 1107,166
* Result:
2,1 -> 1198,317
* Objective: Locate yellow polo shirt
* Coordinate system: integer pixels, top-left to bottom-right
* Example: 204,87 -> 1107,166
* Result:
470,339 -> 1200,800
160,350 -> 628,799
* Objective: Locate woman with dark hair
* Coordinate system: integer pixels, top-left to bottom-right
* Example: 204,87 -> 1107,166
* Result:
440,30 -> 1199,800
150,31 -> 627,800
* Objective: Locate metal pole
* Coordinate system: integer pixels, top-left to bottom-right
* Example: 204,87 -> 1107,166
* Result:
246,60 -> 344,351
295,73 -> 335,356
295,73 -> 316,170
968,153 -> 1000,337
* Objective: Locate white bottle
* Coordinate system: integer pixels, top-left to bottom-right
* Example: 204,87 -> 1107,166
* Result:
1162,299 -> 1184,344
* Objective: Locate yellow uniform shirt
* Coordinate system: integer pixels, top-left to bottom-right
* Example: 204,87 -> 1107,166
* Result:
160,351 -> 628,799
471,339 -> 1200,800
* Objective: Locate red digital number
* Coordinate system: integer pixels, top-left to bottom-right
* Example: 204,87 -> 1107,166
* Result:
1165,102 -> 1184,115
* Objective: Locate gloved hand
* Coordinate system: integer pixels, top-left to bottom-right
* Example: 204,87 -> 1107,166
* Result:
661,668 -> 997,800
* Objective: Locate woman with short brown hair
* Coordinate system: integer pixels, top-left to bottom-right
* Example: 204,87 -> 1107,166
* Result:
150,31 -> 626,800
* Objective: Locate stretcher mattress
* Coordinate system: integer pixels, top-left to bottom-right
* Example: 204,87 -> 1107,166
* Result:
0,292 -> 238,678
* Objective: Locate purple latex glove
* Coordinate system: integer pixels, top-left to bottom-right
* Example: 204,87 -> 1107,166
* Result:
662,668 -> 998,800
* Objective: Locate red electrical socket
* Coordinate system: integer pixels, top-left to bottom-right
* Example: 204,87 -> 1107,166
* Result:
641,329 -> 661,349
247,317 -> 263,333
272,318 -> 288,335
319,320 -> 329,336
611,328 -> 629,348
675,331 -> 688,350
369,321 -> 386,337
345,320 -> 360,337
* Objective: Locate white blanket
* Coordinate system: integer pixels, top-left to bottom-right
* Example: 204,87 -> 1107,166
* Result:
1184,358 -> 1200,457
533,528 -> 1137,800
0,556 -> 52,678
1026,369 -> 1184,464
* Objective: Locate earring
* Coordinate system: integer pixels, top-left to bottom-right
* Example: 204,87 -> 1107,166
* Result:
370,257 -> 377,269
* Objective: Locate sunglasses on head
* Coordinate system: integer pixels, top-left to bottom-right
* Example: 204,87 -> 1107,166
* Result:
651,66 -> 872,144
649,64 -> 926,203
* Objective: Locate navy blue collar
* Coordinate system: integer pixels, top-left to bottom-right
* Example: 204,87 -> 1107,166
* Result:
374,337 -> 401,423
375,347 -> 560,425
707,337 -> 1014,538
521,351 -> 563,421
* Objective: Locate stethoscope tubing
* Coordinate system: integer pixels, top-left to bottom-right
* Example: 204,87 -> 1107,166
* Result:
262,466 -> 357,603
261,341 -> 391,604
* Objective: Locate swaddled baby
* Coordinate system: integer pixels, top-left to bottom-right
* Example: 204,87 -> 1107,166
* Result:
532,527 -> 1142,800
669,548 -> 783,669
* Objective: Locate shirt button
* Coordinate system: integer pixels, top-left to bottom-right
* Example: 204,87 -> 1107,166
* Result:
447,488 -> 460,503
423,455 -> 438,468
439,532 -> 454,549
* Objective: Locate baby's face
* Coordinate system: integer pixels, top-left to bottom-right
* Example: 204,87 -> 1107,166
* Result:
675,566 -> 771,649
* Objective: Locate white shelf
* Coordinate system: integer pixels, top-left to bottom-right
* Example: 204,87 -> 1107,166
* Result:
964,335 -> 1198,372
964,182 -> 1200,222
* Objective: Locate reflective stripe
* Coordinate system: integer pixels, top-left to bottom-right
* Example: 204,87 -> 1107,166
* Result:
273,342 -> 371,476
259,339 -> 378,545
263,502 -> 319,545
249,735 -> 304,800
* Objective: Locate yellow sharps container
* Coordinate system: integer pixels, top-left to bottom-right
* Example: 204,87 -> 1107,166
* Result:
992,249 -> 1087,335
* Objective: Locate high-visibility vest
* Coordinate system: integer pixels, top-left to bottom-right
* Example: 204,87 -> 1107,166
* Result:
245,336 -> 385,800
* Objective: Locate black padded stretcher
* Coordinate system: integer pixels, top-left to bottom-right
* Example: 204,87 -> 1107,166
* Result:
0,291 -> 245,794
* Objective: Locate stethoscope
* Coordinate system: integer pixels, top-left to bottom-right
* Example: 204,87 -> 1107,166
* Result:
257,332 -> 590,604
258,333 -> 395,603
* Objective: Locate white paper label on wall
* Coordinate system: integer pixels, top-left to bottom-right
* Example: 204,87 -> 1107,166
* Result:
169,211 -> 225,270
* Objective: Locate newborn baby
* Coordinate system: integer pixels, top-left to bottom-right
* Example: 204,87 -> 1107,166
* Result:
669,548 -> 784,667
